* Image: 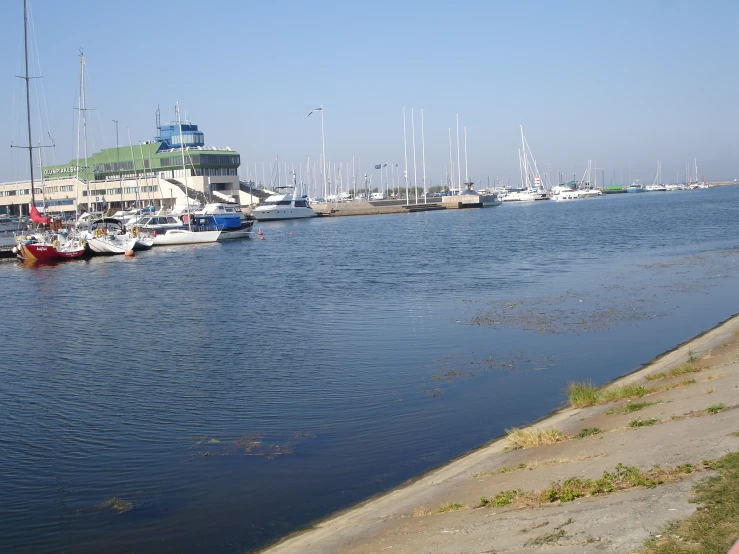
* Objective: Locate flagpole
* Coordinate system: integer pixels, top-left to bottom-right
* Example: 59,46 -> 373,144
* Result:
402,107 -> 409,206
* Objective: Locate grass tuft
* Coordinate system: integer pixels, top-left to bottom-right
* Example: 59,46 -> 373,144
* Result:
507,427 -> 566,449
707,403 -> 725,414
629,418 -> 659,428
607,401 -> 658,415
566,380 -> 657,408
573,427 -> 602,439
436,502 -> 464,514
647,362 -> 703,381
638,452 -> 739,553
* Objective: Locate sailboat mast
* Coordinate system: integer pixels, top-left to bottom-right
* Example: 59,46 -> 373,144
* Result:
80,53 -> 91,212
455,114 -> 461,194
520,125 -> 528,189
23,0 -> 35,209
176,102 -> 192,231
448,128 -> 454,189
412,108 -> 418,204
402,107 -> 409,205
464,126 -> 468,183
421,108 -> 427,204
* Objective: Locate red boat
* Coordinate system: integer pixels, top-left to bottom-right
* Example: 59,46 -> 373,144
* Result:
56,239 -> 87,259
16,240 -> 59,262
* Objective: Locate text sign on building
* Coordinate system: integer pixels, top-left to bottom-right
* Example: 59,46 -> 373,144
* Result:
43,166 -> 82,176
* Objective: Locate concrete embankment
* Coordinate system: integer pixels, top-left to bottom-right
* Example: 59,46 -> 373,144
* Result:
262,314 -> 739,554
308,199 -> 444,217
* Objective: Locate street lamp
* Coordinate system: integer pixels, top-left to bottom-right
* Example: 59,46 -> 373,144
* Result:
113,119 -> 121,210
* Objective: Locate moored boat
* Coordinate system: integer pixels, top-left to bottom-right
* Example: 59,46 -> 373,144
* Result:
81,218 -> 137,255
252,174 -> 316,221
626,181 -> 647,193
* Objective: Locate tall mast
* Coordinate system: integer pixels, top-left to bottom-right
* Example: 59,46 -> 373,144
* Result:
80,52 -> 91,212
455,114 -> 461,193
176,102 -> 192,231
411,108 -> 418,204
421,108 -> 427,204
448,128 -> 454,190
520,125 -> 528,189
402,107 -> 409,205
320,106 -> 327,201
464,126 -> 469,183
23,0 -> 35,209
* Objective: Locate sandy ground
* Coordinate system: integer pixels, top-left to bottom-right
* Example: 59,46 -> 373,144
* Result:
262,314 -> 739,554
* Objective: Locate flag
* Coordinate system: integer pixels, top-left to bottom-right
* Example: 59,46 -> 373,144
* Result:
102,195 -> 107,210
374,164 -> 381,170
304,107 -> 323,119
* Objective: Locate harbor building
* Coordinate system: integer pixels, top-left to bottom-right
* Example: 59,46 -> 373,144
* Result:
0,109 -> 260,216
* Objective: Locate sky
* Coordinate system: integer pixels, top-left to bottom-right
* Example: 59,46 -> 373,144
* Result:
1,0 -> 738,187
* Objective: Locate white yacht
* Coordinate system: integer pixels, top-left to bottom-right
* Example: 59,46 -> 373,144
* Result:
251,177 -> 316,221
80,218 -> 138,254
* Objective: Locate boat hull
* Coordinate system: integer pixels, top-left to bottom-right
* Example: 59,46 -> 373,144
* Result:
17,242 -> 58,261
86,236 -> 138,254
252,207 -> 316,221
480,195 -> 503,207
152,229 -> 221,246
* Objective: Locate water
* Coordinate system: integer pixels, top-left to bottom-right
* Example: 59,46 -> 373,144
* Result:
1,188 -> 738,553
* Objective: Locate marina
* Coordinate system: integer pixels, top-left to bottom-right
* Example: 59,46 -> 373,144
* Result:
1,187 -> 739,553
2,1 -> 739,553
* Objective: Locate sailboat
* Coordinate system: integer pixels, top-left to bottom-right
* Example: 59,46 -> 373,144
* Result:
13,0 -> 85,262
150,103 -> 222,245
502,126 -> 550,202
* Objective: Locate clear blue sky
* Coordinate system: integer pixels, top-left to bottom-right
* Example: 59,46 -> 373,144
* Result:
2,0 -> 738,186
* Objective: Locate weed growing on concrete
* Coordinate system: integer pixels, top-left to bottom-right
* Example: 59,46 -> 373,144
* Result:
707,403 -> 725,414
639,453 -> 739,553
607,401 -> 658,415
573,427 -> 602,439
436,502 -> 464,514
492,490 -> 521,507
506,427 -> 566,449
565,380 -> 600,407
479,463 -> 697,511
629,418 -> 659,427
566,381 -> 656,407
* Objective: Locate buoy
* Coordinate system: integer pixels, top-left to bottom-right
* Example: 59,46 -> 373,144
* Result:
259,236 -> 265,241
124,249 -> 135,257
257,231 -> 263,236
12,247 -> 17,254
289,232 -> 293,235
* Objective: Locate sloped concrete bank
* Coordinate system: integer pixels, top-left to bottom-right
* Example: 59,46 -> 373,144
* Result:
262,314 -> 739,553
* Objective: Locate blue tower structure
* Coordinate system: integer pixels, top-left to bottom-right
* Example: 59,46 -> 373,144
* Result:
154,106 -> 205,149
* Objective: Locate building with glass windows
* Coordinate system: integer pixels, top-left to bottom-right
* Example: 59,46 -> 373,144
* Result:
0,111 -> 258,215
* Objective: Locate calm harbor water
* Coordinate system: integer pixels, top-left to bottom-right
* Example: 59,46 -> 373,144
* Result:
1,187 -> 738,553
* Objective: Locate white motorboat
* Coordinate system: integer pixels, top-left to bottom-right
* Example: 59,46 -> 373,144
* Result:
252,174 -> 316,221
194,203 -> 248,229
151,228 -> 221,246
502,189 -> 549,202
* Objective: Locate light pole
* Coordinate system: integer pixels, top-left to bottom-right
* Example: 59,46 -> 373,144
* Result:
113,120 -> 122,210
